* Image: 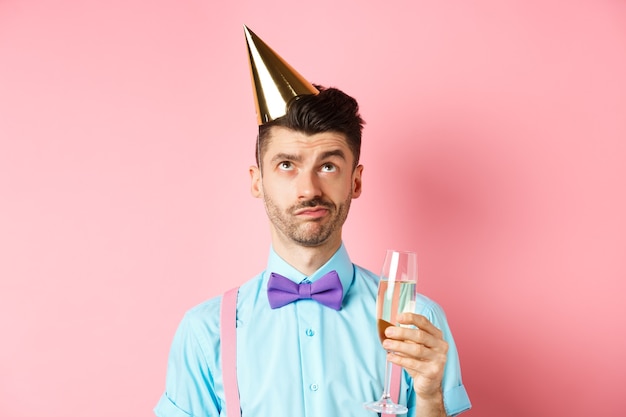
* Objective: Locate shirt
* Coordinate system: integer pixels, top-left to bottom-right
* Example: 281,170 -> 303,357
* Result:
155,244 -> 471,416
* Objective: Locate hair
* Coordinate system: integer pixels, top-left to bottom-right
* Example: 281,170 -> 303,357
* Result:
256,85 -> 365,169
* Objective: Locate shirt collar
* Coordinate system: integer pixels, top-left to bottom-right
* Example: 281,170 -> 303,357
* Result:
265,243 -> 354,298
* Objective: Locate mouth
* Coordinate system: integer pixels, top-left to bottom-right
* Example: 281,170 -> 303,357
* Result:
294,206 -> 330,219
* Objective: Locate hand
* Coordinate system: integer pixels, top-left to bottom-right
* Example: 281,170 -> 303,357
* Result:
383,313 -> 448,401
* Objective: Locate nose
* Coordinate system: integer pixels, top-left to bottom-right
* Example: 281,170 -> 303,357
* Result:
296,169 -> 322,200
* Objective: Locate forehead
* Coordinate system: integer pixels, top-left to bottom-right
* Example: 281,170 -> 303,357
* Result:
264,127 -> 351,157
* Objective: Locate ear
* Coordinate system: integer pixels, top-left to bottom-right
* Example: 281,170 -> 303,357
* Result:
352,164 -> 363,198
250,165 -> 263,198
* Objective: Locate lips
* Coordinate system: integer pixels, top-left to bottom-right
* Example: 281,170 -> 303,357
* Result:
294,206 -> 331,218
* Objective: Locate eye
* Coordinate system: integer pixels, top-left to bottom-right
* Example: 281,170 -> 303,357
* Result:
321,163 -> 337,172
279,161 -> 294,171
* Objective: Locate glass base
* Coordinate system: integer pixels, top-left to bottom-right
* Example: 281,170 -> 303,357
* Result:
364,397 -> 408,415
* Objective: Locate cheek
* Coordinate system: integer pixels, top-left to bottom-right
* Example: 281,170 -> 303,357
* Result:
337,177 -> 357,195
263,182 -> 292,202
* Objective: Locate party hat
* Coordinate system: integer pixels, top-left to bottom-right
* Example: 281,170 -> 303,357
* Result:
244,25 -> 319,125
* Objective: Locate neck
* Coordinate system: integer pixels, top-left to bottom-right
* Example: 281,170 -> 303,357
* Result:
270,231 -> 342,276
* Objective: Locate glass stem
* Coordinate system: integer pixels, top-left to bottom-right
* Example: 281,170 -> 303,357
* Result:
382,359 -> 393,400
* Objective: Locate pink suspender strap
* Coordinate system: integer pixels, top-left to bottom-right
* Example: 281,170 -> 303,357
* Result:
220,287 -> 241,417
220,287 -> 402,417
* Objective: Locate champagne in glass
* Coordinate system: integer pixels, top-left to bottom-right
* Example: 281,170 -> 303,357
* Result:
364,250 -> 417,414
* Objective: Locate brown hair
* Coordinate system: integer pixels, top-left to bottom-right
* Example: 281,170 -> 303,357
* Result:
256,85 -> 365,169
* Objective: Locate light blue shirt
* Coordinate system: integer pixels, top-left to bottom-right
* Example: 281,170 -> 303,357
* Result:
155,244 -> 471,416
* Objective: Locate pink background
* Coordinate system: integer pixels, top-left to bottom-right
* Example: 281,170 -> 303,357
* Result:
1,1 -> 625,416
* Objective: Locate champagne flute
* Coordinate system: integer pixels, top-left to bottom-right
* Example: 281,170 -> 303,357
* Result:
364,250 -> 417,414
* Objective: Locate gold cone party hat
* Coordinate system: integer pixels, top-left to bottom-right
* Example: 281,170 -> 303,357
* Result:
244,25 -> 319,125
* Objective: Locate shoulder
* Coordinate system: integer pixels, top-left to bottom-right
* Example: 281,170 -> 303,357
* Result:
415,293 -> 446,317
416,293 -> 448,320
414,294 -> 457,337
178,295 -> 223,342
353,263 -> 379,284
345,264 -> 380,300
184,273 -> 264,319
181,273 -> 266,332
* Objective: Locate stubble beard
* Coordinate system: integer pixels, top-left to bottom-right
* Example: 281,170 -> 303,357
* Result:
264,194 -> 353,247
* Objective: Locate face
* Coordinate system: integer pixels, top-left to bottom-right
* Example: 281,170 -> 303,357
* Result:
250,127 -> 363,248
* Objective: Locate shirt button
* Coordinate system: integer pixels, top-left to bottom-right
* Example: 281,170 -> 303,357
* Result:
305,329 -> 315,337
310,383 -> 319,391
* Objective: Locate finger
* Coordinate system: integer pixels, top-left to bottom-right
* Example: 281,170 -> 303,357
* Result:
383,338 -> 438,361
397,313 -> 443,339
387,350 -> 444,373
385,341 -> 448,377
388,352 -> 447,399
386,349 -> 447,387
385,324 -> 443,349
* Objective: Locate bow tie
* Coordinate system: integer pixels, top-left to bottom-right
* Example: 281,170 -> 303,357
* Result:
267,270 -> 343,310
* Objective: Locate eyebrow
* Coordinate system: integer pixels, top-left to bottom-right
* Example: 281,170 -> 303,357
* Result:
270,149 -> 347,164
320,149 -> 347,161
270,152 -> 302,164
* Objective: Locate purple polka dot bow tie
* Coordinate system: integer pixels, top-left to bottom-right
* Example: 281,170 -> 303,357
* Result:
267,270 -> 343,310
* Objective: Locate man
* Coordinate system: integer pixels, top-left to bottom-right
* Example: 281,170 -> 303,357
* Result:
155,27 -> 471,417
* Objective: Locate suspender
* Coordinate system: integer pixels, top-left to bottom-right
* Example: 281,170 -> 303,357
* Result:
220,287 -> 402,417
220,287 -> 241,417
387,364 -> 402,417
